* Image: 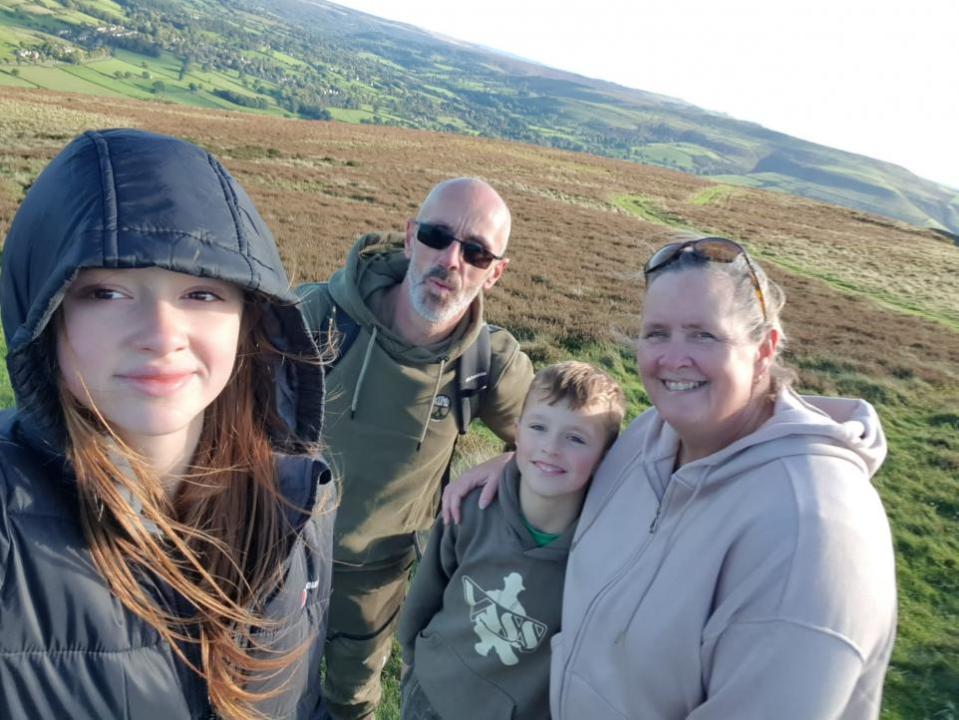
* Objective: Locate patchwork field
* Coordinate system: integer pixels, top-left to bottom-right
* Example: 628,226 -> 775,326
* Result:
0,88 -> 956,719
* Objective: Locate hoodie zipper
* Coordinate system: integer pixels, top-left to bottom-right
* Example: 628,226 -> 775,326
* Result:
649,501 -> 663,533
557,479 -> 678,719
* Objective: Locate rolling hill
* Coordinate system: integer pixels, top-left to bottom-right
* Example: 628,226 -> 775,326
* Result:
0,88 -> 956,719
0,0 -> 956,236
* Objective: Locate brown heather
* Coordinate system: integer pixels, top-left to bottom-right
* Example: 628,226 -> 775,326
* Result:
1,88 -> 957,720
2,89 -> 957,389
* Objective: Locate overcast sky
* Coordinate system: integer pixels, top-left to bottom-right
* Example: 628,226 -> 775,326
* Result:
329,0 -> 958,189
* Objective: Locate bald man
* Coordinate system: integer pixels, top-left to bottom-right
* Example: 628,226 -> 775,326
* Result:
298,179 -> 534,720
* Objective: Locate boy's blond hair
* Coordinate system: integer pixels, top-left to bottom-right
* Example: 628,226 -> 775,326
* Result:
523,361 -> 626,448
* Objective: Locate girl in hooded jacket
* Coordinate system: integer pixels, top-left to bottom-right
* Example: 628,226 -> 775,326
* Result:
0,129 -> 334,720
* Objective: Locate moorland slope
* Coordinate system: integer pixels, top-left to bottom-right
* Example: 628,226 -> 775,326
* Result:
0,89 -> 956,719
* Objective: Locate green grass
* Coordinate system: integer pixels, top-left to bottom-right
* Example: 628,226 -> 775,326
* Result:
269,49 -> 306,68
689,184 -> 743,206
12,64 -> 116,93
421,83 -> 456,99
357,51 -> 404,71
328,107 -> 375,123
528,124 -> 578,142
434,115 -> 472,131
630,142 -> 720,172
0,332 -> 12,408
59,64 -> 145,97
0,69 -> 36,87
754,252 -> 959,333
611,193 -> 694,230
794,359 -> 959,720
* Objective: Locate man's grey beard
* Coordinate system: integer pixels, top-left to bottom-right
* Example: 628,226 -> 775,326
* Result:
409,266 -> 476,325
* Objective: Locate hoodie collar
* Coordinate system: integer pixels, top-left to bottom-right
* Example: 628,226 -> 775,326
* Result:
640,388 -> 888,497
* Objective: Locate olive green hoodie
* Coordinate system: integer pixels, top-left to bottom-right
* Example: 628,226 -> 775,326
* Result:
298,234 -> 533,566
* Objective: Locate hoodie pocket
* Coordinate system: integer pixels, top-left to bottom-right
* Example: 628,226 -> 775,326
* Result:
559,672 -> 629,720
414,630 -> 516,720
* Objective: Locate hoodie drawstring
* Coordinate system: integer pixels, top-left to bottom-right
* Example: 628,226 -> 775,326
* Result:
350,326 -> 378,418
417,356 -> 448,451
347,326 -> 448,453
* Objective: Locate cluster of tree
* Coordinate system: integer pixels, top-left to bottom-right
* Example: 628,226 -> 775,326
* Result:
101,34 -> 162,57
61,0 -> 123,25
212,89 -> 269,109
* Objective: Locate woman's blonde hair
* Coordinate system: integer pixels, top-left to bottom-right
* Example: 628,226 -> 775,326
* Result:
60,301 -> 315,720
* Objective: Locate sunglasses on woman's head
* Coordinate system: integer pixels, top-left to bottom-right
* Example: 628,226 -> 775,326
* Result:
643,237 -> 768,321
415,222 -> 504,269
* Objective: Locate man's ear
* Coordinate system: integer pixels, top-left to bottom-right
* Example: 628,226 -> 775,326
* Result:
483,257 -> 509,291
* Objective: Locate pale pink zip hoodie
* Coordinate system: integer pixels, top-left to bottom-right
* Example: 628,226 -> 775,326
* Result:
550,390 -> 896,720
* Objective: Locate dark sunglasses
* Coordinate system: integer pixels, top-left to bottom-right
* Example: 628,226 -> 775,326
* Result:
643,237 -> 767,321
415,222 -> 504,269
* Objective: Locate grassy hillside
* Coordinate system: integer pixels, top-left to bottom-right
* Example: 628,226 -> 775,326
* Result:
0,89 -> 956,719
0,0 -> 956,237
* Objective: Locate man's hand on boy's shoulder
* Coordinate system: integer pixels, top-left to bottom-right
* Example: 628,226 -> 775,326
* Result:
441,452 -> 513,524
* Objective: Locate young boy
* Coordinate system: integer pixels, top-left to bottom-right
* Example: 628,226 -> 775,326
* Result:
398,361 -> 626,720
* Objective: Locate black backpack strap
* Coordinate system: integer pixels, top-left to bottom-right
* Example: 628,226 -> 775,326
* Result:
454,324 -> 492,435
437,325 -> 494,508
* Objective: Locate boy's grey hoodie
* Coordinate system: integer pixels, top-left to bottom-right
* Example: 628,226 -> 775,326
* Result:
400,460 -> 571,720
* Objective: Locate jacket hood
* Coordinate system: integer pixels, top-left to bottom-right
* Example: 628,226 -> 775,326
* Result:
1,128 -> 323,453
327,232 -> 484,363
639,389 -> 887,494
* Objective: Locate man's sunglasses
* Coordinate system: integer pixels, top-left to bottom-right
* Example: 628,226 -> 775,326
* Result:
414,222 -> 504,269
643,237 -> 767,321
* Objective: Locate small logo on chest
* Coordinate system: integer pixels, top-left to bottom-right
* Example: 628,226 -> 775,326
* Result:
431,394 -> 452,421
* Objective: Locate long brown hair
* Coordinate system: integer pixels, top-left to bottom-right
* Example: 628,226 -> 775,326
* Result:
61,301 -> 314,720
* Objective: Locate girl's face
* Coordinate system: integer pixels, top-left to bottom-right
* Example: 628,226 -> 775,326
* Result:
57,267 -> 244,454
635,267 -> 775,458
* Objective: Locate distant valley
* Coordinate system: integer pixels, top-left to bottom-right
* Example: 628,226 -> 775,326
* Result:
0,0 -> 957,235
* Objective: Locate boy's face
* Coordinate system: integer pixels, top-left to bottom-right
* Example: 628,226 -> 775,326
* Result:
515,396 -> 611,502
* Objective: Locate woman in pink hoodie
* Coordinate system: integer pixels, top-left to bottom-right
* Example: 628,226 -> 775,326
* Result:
447,237 -> 897,720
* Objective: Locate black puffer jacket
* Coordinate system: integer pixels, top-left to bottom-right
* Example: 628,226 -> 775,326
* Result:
0,129 -> 333,719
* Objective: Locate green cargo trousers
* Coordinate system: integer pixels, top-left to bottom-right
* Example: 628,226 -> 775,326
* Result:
323,551 -> 417,720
